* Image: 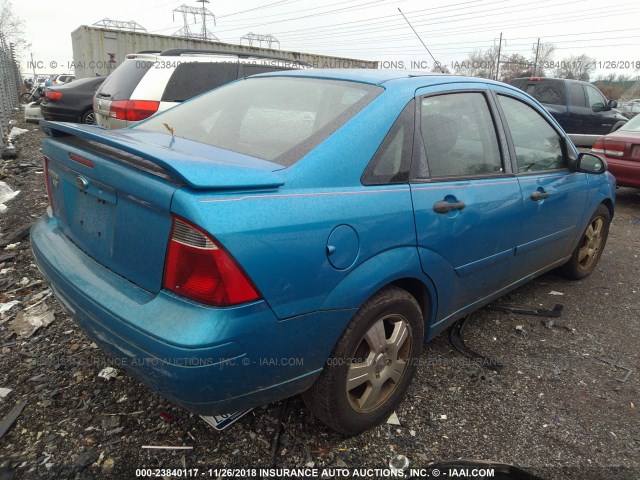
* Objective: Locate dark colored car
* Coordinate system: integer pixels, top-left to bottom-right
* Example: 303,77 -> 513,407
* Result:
510,77 -> 627,146
40,77 -> 106,125
32,70 -> 615,435
591,113 -> 640,188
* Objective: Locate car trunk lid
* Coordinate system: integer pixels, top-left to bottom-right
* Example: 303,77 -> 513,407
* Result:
42,121 -> 284,293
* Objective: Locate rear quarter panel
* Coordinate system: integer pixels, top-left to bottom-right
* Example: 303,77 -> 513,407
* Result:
169,86 -> 430,321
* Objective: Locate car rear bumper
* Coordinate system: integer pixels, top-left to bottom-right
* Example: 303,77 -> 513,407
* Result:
31,212 -> 353,415
606,158 -> 640,189
40,105 -> 80,122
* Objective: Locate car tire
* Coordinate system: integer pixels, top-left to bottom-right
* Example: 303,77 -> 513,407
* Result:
302,286 -> 424,435
81,110 -> 96,125
611,121 -> 626,132
560,204 -> 611,280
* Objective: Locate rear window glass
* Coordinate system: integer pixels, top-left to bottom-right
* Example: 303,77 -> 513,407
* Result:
162,62 -> 239,102
514,80 -> 566,105
136,77 -> 382,166
619,114 -> 640,132
96,59 -> 153,101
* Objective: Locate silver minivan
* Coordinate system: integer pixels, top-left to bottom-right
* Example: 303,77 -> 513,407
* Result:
93,49 -> 297,129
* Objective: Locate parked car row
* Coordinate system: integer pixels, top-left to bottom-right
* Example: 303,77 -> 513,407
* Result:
591,113 -> 640,188
509,76 -> 627,147
40,76 -> 105,124
33,68 -> 616,435
92,49 -> 295,129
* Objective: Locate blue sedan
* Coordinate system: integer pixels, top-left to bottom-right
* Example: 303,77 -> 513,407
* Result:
31,69 -> 615,435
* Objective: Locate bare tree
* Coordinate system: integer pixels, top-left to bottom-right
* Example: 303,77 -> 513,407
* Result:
0,0 -> 29,53
553,54 -> 596,81
531,42 -> 555,76
453,46 -> 498,79
499,53 -> 532,82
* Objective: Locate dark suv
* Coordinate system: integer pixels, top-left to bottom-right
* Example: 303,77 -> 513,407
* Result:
510,77 -> 627,146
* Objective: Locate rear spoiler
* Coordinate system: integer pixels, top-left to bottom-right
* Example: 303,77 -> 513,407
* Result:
41,121 -> 285,190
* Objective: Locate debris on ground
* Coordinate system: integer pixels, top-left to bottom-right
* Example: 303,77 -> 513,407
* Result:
549,290 -> 565,296
98,367 -> 119,380
8,127 -> 28,141
8,303 -> 54,337
0,388 -> 12,399
386,411 -> 401,425
0,182 -> 19,213
0,400 -> 27,439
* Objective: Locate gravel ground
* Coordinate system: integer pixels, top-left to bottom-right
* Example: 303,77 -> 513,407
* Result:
0,115 -> 638,479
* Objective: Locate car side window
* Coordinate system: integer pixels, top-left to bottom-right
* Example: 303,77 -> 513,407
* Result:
362,101 -> 414,185
585,85 -> 606,110
418,92 -> 502,178
569,84 -> 586,107
497,95 -> 566,172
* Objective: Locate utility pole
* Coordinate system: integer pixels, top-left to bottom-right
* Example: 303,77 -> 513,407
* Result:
533,38 -> 541,76
495,32 -> 503,81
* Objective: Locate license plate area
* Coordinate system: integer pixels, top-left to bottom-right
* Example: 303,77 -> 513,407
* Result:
200,409 -> 253,431
51,165 -> 117,258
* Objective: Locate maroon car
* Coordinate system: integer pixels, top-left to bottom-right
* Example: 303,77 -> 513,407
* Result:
591,114 -> 640,188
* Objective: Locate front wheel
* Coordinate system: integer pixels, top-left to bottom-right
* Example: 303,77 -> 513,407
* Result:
20,92 -> 33,103
303,286 -> 424,435
560,204 -> 611,280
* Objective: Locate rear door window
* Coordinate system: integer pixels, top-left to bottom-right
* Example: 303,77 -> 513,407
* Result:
96,59 -> 153,100
569,84 -> 587,107
418,92 -> 503,178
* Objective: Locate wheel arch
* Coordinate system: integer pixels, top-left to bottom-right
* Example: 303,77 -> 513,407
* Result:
320,247 -> 438,338
601,197 -> 614,219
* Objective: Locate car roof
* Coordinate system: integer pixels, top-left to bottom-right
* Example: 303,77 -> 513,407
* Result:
250,68 -> 501,86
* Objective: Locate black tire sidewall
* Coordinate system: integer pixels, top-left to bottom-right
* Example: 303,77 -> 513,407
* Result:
308,288 -> 424,435
564,204 -> 611,279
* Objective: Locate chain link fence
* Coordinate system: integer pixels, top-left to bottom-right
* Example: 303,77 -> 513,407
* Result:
0,34 -> 21,158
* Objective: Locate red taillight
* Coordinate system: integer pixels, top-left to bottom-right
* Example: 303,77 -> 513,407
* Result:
602,139 -> 626,157
43,155 -> 54,214
591,137 -> 605,155
163,217 -> 260,306
109,100 -> 159,121
45,90 -> 62,101
592,138 -> 625,157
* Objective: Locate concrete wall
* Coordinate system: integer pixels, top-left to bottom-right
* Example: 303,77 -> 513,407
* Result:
71,26 -> 377,78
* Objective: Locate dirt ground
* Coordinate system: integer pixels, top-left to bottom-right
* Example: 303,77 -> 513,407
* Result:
0,116 -> 638,480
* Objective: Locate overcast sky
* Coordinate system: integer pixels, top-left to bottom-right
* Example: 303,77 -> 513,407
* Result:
10,0 -> 640,78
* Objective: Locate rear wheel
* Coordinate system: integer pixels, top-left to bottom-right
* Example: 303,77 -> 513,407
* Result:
81,110 -> 96,125
560,204 -> 610,280
303,286 -> 424,435
20,92 -> 33,103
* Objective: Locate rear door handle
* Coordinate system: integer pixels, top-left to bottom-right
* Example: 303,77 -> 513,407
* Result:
433,200 -> 465,214
530,191 -> 549,201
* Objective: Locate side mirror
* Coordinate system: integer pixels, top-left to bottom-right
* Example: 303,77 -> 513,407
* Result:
576,153 -> 607,174
592,102 -> 605,112
608,99 -> 618,109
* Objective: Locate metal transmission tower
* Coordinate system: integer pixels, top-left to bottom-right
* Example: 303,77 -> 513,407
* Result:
240,33 -> 280,50
92,18 -> 147,32
173,1 -> 218,41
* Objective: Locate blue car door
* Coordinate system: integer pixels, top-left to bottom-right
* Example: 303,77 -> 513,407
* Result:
410,86 -> 522,328
493,91 -> 588,281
